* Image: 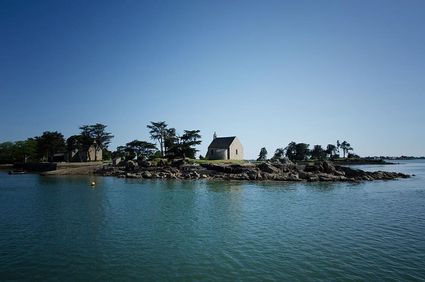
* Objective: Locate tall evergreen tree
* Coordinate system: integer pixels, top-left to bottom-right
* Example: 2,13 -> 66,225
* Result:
147,121 -> 168,157
257,147 -> 268,161
125,140 -> 157,160
340,141 -> 353,158
285,142 -> 297,161
180,130 -> 202,158
35,131 -> 66,161
272,148 -> 285,160
311,145 -> 326,160
326,144 -> 337,159
79,123 -> 114,161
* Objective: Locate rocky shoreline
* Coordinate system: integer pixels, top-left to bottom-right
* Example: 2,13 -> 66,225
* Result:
96,160 -> 410,182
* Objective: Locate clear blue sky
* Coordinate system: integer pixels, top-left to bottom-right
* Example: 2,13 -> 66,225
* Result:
1,0 -> 424,158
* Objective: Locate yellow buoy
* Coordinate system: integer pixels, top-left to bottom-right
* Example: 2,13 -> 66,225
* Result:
91,181 -> 96,186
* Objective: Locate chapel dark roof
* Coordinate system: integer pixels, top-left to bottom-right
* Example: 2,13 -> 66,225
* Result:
208,136 -> 236,149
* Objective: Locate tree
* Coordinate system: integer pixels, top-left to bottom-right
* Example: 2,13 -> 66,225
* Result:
67,133 -> 93,161
102,149 -> 112,161
257,147 -> 268,161
164,128 -> 178,156
295,143 -> 310,161
0,142 -> 15,164
0,139 -> 38,164
311,145 -> 326,160
347,152 -> 360,159
67,135 -> 81,152
79,126 -> 95,161
147,121 -> 168,157
125,140 -> 157,160
272,148 -> 285,161
114,146 -> 128,160
179,130 -> 202,158
74,129 -> 93,161
336,140 -> 341,155
285,142 -> 310,161
285,142 -> 297,161
326,144 -> 337,159
340,141 -> 353,158
164,129 -> 201,159
35,131 -> 66,162
80,123 -> 114,161
15,139 -> 37,163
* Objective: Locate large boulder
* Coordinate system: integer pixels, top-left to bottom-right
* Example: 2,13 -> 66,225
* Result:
157,159 -> 169,167
322,161 -> 336,174
270,162 -> 296,173
339,166 -> 365,178
190,171 -> 200,179
280,157 -> 295,166
201,163 -> 225,172
138,159 -> 152,167
228,164 -> 248,174
126,172 -> 142,179
257,162 -> 280,174
304,164 -> 320,173
142,171 -> 153,178
125,160 -> 138,171
298,171 -> 313,180
201,163 -> 248,174
247,170 -> 259,180
171,158 -> 189,167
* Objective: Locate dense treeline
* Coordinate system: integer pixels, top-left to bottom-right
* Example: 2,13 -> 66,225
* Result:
113,121 -> 202,162
2,121 -> 359,165
258,140 -> 357,162
68,124 -> 114,161
0,123 -> 113,164
0,121 -> 202,164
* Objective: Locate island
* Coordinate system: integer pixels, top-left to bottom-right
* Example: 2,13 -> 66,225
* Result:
96,159 -> 410,182
0,122 -> 413,182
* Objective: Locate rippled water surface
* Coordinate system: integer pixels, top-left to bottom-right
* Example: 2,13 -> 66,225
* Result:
1,161 -> 425,281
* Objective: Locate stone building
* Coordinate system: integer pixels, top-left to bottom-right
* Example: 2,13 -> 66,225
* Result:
206,136 -> 244,160
66,145 -> 102,162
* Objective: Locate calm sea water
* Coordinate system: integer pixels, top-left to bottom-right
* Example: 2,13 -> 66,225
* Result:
1,161 -> 425,281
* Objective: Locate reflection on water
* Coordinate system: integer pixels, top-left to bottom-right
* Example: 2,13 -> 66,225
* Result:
37,175 -> 105,187
0,161 -> 424,281
204,180 -> 243,193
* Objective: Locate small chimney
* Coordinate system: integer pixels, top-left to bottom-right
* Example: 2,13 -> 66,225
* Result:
213,131 -> 217,140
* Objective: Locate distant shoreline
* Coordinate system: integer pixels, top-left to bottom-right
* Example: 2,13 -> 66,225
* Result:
331,159 -> 396,165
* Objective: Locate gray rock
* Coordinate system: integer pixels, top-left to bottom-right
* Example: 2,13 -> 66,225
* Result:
322,161 -> 336,174
280,157 -> 294,165
157,159 -> 169,167
125,160 -> 138,171
138,160 -> 152,167
298,171 -> 312,180
247,171 -> 258,180
257,162 -> 280,174
126,173 -> 142,179
142,171 -> 152,178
